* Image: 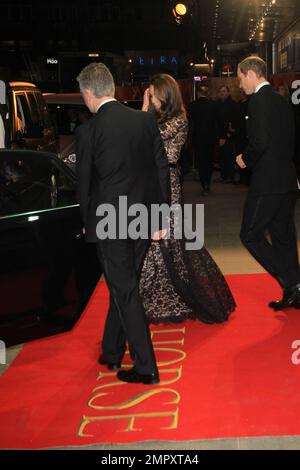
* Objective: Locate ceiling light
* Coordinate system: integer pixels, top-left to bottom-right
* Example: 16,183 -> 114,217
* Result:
174,3 -> 187,16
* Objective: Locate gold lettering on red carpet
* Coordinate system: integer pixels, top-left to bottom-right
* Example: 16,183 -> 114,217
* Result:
78,327 -> 186,437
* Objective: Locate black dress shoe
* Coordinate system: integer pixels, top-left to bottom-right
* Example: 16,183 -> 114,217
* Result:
98,354 -> 121,370
117,368 -> 159,384
269,283 -> 300,311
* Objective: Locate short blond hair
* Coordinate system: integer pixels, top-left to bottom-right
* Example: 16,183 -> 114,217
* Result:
238,56 -> 267,78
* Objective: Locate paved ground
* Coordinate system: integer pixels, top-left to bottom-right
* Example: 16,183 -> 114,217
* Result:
2,172 -> 300,450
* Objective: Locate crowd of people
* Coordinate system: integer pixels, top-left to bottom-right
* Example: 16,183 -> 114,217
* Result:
75,56 -> 300,385
188,76 -> 300,195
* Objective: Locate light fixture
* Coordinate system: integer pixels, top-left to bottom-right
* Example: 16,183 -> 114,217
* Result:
249,0 -> 277,42
172,2 -> 188,24
174,3 -> 187,16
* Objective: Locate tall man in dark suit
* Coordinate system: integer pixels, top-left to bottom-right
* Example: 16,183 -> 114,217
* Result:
236,56 -> 300,310
216,86 -> 240,183
188,84 -> 217,195
76,63 -> 170,384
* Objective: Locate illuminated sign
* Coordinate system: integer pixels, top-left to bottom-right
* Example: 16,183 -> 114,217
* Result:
46,58 -> 58,65
135,55 -> 178,67
194,76 -> 208,81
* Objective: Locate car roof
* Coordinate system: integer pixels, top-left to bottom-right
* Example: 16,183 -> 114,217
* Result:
1,80 -> 38,97
43,93 -> 84,105
8,81 -> 36,88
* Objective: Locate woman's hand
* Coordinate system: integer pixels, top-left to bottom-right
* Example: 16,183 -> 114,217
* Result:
236,154 -> 246,169
142,88 -> 150,112
152,228 -> 168,241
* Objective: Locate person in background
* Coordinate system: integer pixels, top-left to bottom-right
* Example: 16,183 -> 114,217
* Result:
0,113 -> 5,149
188,84 -> 217,196
0,103 -> 10,148
215,85 -> 240,183
276,84 -> 290,101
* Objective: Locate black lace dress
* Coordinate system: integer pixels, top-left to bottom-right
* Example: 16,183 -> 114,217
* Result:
139,113 -> 236,324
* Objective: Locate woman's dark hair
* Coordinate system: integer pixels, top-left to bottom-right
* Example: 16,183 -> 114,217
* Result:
150,74 -> 186,123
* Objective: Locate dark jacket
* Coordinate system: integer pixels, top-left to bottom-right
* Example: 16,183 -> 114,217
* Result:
75,101 -> 170,242
188,97 -> 217,145
236,97 -> 250,154
243,84 -> 298,195
216,96 -> 240,141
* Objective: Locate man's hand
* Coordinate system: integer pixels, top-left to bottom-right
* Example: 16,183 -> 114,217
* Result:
152,228 -> 168,241
228,122 -> 236,133
219,138 -> 226,147
236,154 -> 246,169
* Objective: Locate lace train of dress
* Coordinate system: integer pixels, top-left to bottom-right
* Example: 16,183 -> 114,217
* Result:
140,237 -> 235,324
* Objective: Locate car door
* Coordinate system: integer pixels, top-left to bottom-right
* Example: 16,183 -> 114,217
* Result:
0,150 -> 101,345
47,101 -> 91,168
34,92 -> 57,153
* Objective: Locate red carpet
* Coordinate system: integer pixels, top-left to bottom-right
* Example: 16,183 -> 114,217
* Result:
1,273 -> 300,448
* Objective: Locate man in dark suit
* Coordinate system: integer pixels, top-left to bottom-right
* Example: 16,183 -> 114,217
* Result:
76,63 -> 170,384
215,86 -> 240,183
236,56 -> 300,310
188,84 -> 217,195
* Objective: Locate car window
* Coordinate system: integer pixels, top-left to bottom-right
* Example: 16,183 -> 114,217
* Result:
15,93 -> 29,135
0,154 -> 77,218
48,104 -> 91,135
35,92 -> 53,129
27,92 -> 42,127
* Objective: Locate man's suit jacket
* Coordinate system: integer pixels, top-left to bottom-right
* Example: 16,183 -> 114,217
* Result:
243,84 -> 298,195
75,101 -> 170,243
217,96 -> 240,141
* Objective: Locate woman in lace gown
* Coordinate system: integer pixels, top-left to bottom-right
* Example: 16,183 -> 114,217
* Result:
139,74 -> 236,324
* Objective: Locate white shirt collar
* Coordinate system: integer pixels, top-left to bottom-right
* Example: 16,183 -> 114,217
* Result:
255,81 -> 270,93
96,98 -> 116,113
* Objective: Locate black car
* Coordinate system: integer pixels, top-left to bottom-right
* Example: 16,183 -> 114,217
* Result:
0,149 -> 101,346
0,80 -> 57,153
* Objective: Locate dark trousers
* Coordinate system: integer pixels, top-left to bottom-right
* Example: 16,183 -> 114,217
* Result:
98,238 -> 157,375
219,139 -> 235,181
240,192 -> 300,288
194,141 -> 214,190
